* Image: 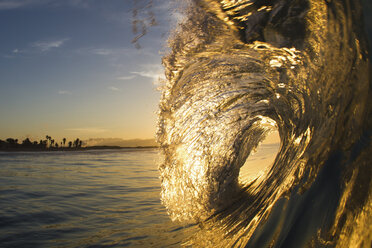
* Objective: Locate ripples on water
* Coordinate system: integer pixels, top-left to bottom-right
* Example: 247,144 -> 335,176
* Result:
0,149 -> 194,247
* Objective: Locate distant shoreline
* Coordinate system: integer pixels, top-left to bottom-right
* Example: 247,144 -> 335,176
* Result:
0,146 -> 159,152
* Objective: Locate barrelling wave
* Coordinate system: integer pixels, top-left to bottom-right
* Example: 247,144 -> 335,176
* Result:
156,0 -> 371,247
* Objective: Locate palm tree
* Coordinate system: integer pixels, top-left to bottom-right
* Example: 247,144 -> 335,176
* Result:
6,138 -> 17,147
68,141 -> 72,148
62,138 -> 66,147
22,138 -> 32,146
74,138 -> 80,148
39,140 -> 47,149
46,135 -> 51,148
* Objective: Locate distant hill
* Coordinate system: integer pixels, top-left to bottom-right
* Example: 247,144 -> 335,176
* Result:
84,138 -> 158,147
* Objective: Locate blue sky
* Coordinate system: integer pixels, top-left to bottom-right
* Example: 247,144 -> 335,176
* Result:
0,0 -> 172,142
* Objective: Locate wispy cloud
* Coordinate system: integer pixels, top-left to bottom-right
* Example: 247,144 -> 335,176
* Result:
0,0 -> 32,9
58,90 -> 72,95
91,48 -> 114,56
0,0 -> 90,10
108,86 -> 121,92
0,0 -> 53,10
89,48 -> 133,56
65,127 -> 108,133
117,75 -> 136,80
32,38 -> 69,52
130,65 -> 164,80
130,64 -> 165,83
131,71 -> 162,80
2,48 -> 22,58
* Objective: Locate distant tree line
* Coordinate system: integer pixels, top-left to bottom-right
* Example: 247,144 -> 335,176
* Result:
0,135 -> 83,151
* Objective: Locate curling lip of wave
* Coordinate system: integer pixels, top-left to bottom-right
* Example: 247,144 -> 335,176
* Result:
157,0 -> 371,247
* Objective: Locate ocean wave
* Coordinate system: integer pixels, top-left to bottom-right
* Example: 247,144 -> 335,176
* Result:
157,0 -> 371,247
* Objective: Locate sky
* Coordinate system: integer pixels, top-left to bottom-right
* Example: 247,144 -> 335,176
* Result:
0,0 -> 173,142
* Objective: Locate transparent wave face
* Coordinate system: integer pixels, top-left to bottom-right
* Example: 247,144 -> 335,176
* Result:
157,0 -> 371,247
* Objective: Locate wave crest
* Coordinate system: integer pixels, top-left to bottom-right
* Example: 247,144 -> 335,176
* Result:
157,0 -> 371,246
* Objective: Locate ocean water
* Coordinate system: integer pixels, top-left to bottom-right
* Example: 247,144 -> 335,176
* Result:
0,149 -> 193,247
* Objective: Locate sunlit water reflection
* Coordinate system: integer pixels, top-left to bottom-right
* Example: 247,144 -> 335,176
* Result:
0,149 -> 194,247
